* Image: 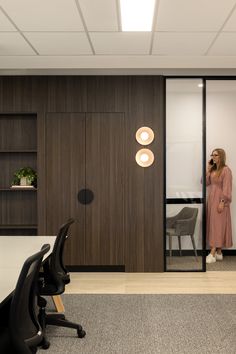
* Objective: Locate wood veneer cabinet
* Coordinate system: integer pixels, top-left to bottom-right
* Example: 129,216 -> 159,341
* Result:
0,113 -> 37,235
45,112 -> 125,266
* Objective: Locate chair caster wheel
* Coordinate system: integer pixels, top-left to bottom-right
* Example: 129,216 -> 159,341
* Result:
77,329 -> 86,338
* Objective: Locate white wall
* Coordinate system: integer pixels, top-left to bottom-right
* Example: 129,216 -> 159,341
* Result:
206,80 -> 236,248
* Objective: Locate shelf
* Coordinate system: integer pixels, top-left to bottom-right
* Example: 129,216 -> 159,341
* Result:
0,113 -> 38,236
0,150 -> 37,153
0,188 -> 37,191
0,225 -> 37,229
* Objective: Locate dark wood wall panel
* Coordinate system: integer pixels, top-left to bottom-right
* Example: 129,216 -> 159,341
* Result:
0,114 -> 37,150
0,76 -> 165,272
85,113 -> 125,265
45,113 -> 86,265
47,77 -> 87,112
123,77 -> 164,271
0,191 -> 37,225
87,77 -> 128,112
143,77 -> 164,271
0,77 -> 47,113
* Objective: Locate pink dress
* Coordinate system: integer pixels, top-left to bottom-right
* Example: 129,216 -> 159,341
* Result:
206,166 -> 233,248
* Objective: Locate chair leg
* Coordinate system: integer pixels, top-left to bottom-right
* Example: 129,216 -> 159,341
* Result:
52,295 -> 65,313
190,235 -> 198,258
169,236 -> 172,257
38,305 -> 50,349
178,236 -> 182,256
46,314 -> 86,338
38,296 -> 50,349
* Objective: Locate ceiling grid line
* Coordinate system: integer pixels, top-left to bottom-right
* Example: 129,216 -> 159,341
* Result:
74,0 -> 95,55
0,5 -> 39,55
204,1 -> 236,56
116,0 -> 122,32
149,0 -> 161,55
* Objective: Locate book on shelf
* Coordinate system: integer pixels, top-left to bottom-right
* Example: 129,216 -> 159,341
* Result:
11,185 -> 35,189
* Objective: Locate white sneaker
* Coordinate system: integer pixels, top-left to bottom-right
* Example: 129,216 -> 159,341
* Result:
206,253 -> 216,264
215,253 -> 223,261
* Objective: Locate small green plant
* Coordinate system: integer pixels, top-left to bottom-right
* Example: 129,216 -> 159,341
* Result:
12,167 -> 37,187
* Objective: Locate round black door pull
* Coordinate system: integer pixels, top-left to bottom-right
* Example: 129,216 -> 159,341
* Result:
78,189 -> 94,205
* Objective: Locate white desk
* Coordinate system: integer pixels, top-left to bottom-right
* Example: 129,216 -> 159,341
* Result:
0,236 -> 56,303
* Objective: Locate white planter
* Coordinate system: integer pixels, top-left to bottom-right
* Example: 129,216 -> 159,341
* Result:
20,177 -> 30,186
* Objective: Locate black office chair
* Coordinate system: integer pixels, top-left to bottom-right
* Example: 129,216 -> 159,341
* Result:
0,243 -> 50,354
38,218 -> 86,349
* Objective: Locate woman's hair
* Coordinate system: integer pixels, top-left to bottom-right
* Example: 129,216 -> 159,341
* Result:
210,148 -> 226,175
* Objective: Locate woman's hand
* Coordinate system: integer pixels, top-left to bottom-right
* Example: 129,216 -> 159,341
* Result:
217,201 -> 225,213
207,161 -> 212,173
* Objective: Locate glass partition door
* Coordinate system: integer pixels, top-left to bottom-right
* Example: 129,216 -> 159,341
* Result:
206,80 -> 236,261
165,79 -> 205,271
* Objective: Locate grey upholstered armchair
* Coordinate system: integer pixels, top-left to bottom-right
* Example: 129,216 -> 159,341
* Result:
166,207 -> 198,257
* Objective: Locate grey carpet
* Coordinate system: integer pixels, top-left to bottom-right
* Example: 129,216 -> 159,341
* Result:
38,294 -> 236,354
167,256 -> 236,271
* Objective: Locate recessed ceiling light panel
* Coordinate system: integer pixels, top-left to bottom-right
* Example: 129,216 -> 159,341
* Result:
120,0 -> 156,31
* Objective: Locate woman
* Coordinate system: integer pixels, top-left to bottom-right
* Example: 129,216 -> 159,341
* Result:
206,148 -> 233,264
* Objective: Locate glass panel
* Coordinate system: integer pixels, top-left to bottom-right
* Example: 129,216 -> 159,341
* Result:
206,80 -> 236,268
166,204 -> 203,270
166,79 -> 204,271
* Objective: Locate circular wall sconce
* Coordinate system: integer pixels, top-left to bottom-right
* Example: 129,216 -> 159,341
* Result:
135,148 -> 154,167
135,127 -> 154,145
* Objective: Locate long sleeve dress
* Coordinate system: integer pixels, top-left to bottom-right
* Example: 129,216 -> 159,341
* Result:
206,166 -> 233,248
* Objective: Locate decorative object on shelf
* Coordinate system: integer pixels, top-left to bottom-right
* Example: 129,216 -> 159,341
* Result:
12,167 -> 37,188
135,148 -> 154,167
135,126 -> 154,145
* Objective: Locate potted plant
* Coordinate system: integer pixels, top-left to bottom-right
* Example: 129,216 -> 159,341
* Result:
12,167 -> 37,187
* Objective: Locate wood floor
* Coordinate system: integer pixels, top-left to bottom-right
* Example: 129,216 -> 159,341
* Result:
65,271 -> 236,295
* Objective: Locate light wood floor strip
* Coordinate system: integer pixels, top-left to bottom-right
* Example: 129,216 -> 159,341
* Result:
65,272 -> 236,295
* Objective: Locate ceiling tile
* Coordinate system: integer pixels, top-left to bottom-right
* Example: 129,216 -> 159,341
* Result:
0,33 -> 36,55
79,0 -> 118,31
90,32 -> 151,54
152,32 -> 216,56
0,9 -> 16,31
223,7 -> 236,31
156,0 -> 236,31
208,33 -> 236,55
24,32 -> 92,55
0,0 -> 84,31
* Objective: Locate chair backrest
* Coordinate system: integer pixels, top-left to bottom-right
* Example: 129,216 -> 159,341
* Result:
41,218 -> 75,294
177,207 -> 198,235
52,218 -> 75,279
10,243 -> 50,353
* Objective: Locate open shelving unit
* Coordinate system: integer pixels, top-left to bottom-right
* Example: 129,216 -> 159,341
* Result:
0,113 -> 37,236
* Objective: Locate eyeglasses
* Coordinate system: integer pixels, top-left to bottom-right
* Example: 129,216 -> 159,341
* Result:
211,154 -> 219,157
